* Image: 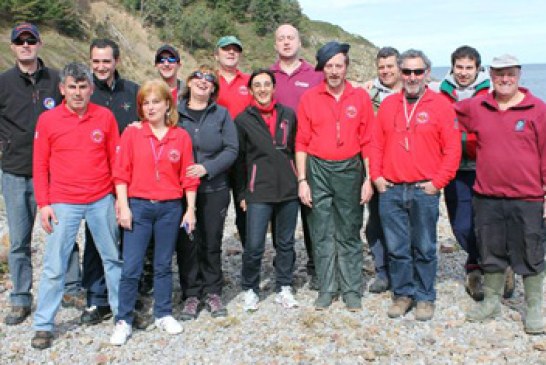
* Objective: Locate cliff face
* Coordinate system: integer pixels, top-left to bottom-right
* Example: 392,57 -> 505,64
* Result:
0,1 -> 377,84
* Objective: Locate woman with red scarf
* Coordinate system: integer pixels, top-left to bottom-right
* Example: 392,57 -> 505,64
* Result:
233,69 -> 299,311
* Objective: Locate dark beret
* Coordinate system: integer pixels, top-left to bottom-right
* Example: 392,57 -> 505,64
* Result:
315,41 -> 350,71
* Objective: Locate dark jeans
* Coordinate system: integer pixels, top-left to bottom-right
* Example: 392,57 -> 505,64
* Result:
365,189 -> 388,281
177,189 -> 230,298
379,184 -> 440,302
473,195 -> 545,275
117,198 -> 182,324
82,224 -> 109,307
307,155 -> 364,297
242,199 -> 299,293
444,170 -> 480,272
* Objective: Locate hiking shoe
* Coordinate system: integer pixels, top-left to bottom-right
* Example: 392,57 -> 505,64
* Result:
4,305 -> 31,325
205,294 -> 228,318
344,293 -> 362,312
275,286 -> 298,309
110,320 -> 132,346
62,291 -> 86,310
80,305 -> 112,325
314,293 -> 334,310
368,277 -> 389,294
31,331 -> 53,350
180,297 -> 200,321
503,266 -> 516,299
414,301 -> 435,321
465,270 -> 484,301
155,315 -> 183,335
243,289 -> 259,312
387,296 -> 413,318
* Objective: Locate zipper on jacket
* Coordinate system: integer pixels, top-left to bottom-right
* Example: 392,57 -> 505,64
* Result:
249,164 -> 257,193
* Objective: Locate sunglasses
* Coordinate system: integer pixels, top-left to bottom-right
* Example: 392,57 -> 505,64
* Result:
13,37 -> 39,46
156,57 -> 178,64
191,71 -> 216,83
401,68 -> 426,76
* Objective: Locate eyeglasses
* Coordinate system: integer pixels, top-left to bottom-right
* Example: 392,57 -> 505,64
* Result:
13,37 -> 39,46
401,68 -> 426,76
156,57 -> 178,64
191,71 -> 216,83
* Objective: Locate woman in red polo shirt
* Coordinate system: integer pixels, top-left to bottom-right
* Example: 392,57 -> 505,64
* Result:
110,79 -> 199,346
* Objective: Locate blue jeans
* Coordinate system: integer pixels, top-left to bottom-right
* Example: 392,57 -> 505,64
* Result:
242,199 -> 299,293
33,194 -> 121,331
117,198 -> 182,324
379,184 -> 440,302
2,172 -> 36,307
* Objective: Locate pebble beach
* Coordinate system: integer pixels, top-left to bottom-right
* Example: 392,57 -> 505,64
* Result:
1,198 -> 546,364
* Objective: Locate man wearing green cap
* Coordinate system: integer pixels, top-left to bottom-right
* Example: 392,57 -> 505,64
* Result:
296,41 -> 374,311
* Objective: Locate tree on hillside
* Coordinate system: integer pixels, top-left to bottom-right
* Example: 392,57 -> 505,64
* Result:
249,0 -> 302,36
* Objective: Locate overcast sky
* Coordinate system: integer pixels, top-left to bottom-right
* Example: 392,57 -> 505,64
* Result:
299,0 -> 546,66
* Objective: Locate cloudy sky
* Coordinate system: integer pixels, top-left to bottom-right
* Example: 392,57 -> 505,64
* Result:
299,0 -> 546,66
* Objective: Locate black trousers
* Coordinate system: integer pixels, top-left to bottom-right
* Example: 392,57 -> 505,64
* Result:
177,189 -> 230,298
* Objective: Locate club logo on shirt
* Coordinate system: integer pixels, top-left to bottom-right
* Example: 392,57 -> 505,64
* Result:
294,81 -> 310,88
90,129 -> 104,143
43,97 -> 56,110
121,102 -> 131,111
345,105 -> 357,118
168,148 -> 181,162
238,86 -> 249,95
416,112 -> 429,124
515,120 -> 526,132
115,145 -> 121,154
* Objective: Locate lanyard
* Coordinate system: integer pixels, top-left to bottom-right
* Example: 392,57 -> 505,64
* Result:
401,91 -> 425,151
327,98 -> 344,147
149,137 -> 165,181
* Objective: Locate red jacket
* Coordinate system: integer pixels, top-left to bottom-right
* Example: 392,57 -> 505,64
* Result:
455,88 -> 546,201
217,69 -> 252,119
296,81 -> 374,161
33,102 -> 120,207
113,122 -> 199,200
370,89 -> 461,189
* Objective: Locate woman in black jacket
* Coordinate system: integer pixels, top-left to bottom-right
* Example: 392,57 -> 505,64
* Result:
177,65 -> 238,319
233,69 -> 299,311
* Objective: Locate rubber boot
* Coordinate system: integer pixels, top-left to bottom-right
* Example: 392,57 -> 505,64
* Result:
466,272 -> 504,322
523,272 -> 544,335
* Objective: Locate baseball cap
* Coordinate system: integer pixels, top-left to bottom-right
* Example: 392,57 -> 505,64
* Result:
490,54 -> 521,69
315,41 -> 350,71
155,45 -> 180,63
216,36 -> 243,51
11,22 -> 40,42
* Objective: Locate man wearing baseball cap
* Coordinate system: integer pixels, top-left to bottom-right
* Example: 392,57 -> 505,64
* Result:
296,41 -> 374,311
155,44 -> 184,105
456,54 -> 546,334
0,22 -> 63,325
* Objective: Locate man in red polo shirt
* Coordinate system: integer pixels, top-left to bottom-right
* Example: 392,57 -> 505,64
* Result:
370,49 -> 460,321
296,41 -> 374,311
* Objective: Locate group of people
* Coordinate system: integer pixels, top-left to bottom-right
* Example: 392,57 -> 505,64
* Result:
1,20 -> 545,351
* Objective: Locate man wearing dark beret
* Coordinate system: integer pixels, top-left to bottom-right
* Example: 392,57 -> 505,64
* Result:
295,41 -> 374,311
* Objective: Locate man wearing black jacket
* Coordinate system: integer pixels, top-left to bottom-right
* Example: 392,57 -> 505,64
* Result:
0,23 -> 63,325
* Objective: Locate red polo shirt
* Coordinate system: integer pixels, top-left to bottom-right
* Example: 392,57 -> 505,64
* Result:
370,89 -> 461,189
217,69 -> 252,119
113,122 -> 199,200
33,102 -> 120,207
296,81 -> 373,161
455,88 -> 546,200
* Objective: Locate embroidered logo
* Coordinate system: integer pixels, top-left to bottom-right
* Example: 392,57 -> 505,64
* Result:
168,148 -> 181,162
345,105 -> 357,118
515,120 -> 525,132
294,81 -> 310,88
121,102 -> 131,111
90,129 -> 104,143
43,97 -> 56,110
238,85 -> 249,95
416,112 -> 429,124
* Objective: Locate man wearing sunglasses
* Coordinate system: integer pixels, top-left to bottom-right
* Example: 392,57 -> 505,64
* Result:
155,44 -> 184,105
370,49 -> 461,321
456,55 -> 546,335
0,23 -> 63,325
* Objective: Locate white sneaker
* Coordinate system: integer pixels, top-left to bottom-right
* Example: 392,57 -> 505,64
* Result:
275,286 -> 299,308
110,320 -> 132,346
243,289 -> 259,312
155,315 -> 183,335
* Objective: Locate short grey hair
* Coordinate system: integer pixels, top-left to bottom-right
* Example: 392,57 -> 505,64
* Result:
376,47 -> 400,64
60,62 -> 93,85
398,49 -> 432,70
